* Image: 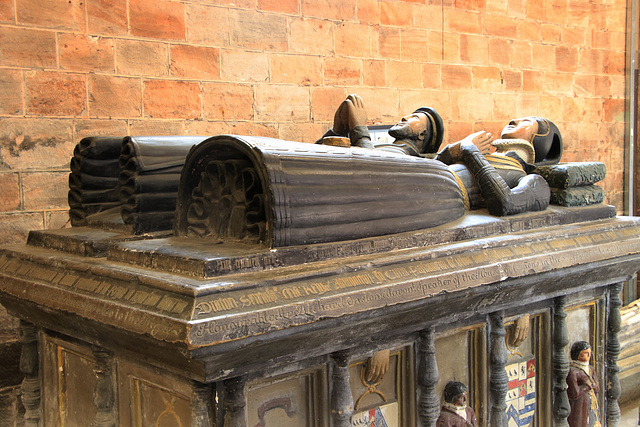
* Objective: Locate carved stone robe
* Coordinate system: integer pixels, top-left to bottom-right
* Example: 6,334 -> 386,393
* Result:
567,362 -> 600,427
436,406 -> 478,427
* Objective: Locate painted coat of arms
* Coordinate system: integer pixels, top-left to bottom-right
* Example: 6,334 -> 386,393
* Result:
506,358 -> 536,426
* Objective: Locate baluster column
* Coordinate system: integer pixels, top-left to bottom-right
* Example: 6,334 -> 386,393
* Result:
489,311 -> 508,427
92,346 -> 116,427
331,350 -> 353,427
417,327 -> 439,427
606,283 -> 623,426
19,320 -> 41,427
222,377 -> 246,427
553,296 -> 571,426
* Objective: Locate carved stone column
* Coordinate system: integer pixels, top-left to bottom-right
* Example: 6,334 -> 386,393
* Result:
552,296 -> 571,426
417,327 -> 439,427
331,351 -> 353,427
606,283 -> 623,426
489,311 -> 508,427
191,381 -> 216,427
92,346 -> 116,427
222,377 -> 246,427
19,320 -> 40,427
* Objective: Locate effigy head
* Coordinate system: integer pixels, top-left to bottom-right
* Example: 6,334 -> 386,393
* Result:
570,341 -> 592,362
501,117 -> 562,165
443,381 -> 468,405
389,107 -> 444,154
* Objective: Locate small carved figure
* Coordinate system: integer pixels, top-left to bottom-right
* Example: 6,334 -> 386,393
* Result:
567,341 -> 601,427
319,94 -> 553,216
436,381 -> 478,427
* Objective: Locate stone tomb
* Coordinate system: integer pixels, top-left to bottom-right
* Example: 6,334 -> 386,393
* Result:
0,136 -> 638,426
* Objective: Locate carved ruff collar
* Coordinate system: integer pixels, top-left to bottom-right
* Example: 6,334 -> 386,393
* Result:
492,138 -> 535,164
442,402 -> 468,420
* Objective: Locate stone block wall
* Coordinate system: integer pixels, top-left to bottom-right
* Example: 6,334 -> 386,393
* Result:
0,0 -> 630,421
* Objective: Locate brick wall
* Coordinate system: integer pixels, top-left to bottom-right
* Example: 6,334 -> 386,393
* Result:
0,0 -> 629,245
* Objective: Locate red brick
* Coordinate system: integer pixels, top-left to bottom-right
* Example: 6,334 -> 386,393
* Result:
59,34 -> 115,72
561,27 -> 585,46
538,95 -> 562,122
357,0 -> 380,24
489,38 -> 510,65
87,0 -> 127,35
221,50 -> 269,82
574,75 -> 594,97
203,83 -> 254,121
611,75 -> 625,98
0,119 -> 74,170
16,0 -> 85,31
0,27 -> 56,68
387,61 -> 421,89
324,57 -> 362,86
543,72 -> 574,96
604,98 -> 624,123
555,46 -> 578,73
130,0 -> 185,40
511,40 -> 532,68
74,120 -> 129,141
515,93 -> 539,118
229,122 -> 279,138
255,85 -> 310,122
492,93 -> 517,122
231,9 -> 288,51
483,14 -> 517,37
258,0 -> 297,13
472,66 -> 502,91
377,27 -> 401,60
603,51 -> 624,75
22,172 -> 68,210
562,97 -> 585,122
116,40 -> 169,77
517,20 -> 540,41
364,60 -> 386,87
184,120 -> 229,136
567,0 -> 590,27
228,122 -> 278,138
88,75 -> 142,118
271,55 -> 322,86
583,98 -> 603,123
290,19 -> 333,55
400,90 -> 450,123
302,0 -> 356,21
446,9 -> 482,34
343,87 -> 397,124
26,72 -> 86,117
442,65 -> 471,89
46,210 -> 71,229
401,29 -> 428,61
0,0 -> 13,22
422,63 -> 440,89
540,24 -> 561,44
522,70 -> 543,92
546,0 -> 568,25
380,1 -> 412,26
593,75 -> 611,98
335,23 -> 371,58
428,31 -> 460,62
504,70 -> 522,90
0,173 -> 20,211
130,120 -> 184,136
0,213 -> 43,244
413,5 -> 444,30
454,0 -> 485,10
448,122 -> 475,143
186,4 -> 229,46
592,31 -> 610,50
171,45 -> 220,80
507,0 -> 526,18
525,0 -> 544,20
460,34 -> 489,64
0,70 -> 22,115
452,92 -> 493,122
311,87 -> 347,123
144,80 -> 201,119
531,44 -> 555,71
279,123 -> 328,143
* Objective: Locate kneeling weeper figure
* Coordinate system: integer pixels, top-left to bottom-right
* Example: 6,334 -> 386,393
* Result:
436,381 -> 478,427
